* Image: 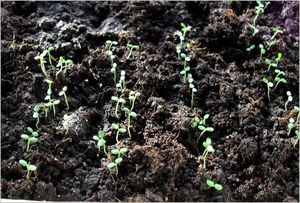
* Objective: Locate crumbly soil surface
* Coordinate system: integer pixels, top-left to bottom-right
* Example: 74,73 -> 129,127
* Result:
1,1 -> 299,201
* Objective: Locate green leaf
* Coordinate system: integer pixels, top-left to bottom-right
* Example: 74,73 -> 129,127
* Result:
63,86 -> 68,92
207,145 -> 214,152
30,137 -> 38,144
21,134 -> 29,140
111,149 -> 119,155
107,162 -> 115,169
123,108 -> 130,113
203,142 -> 208,148
33,112 -> 39,118
111,96 -> 118,101
111,123 -> 119,129
98,130 -> 105,138
93,135 -> 99,141
206,180 -> 215,187
135,92 -> 141,97
19,160 -> 28,167
198,125 -> 206,131
206,137 -> 212,145
119,128 -> 126,133
29,165 -> 37,171
54,100 -> 60,105
98,139 -> 105,147
180,70 -> 185,75
130,112 -> 137,117
120,148 -> 128,154
115,157 -> 123,164
119,98 -> 126,104
214,184 -> 223,191
204,114 -> 209,119
32,132 -> 38,137
27,127 -> 33,133
34,105 -> 40,112
206,127 -> 214,132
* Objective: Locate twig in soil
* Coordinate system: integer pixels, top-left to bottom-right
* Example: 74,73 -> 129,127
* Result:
92,130 -> 108,156
107,148 -> 128,176
59,86 -> 69,110
285,91 -> 293,111
126,43 -> 140,59
19,159 -> 37,180
21,127 -> 39,152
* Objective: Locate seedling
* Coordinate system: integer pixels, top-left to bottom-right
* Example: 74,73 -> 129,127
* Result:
262,78 -> 273,101
44,96 -> 60,116
259,44 -> 265,60
191,114 -> 210,128
267,28 -> 283,48
288,118 -> 295,136
123,107 -> 137,138
294,106 -> 300,124
180,53 -> 191,82
206,180 -> 223,191
34,50 -> 48,77
175,23 -> 191,58
249,24 -> 259,37
246,45 -> 256,53
200,137 -> 215,169
116,70 -> 126,91
293,129 -> 299,148
265,58 -> 277,71
128,91 -> 141,111
181,22 -> 192,40
105,40 -> 118,56
106,40 -> 118,83
33,104 -> 41,128
21,127 -> 38,152
275,53 -> 282,65
107,148 -> 128,176
127,44 -> 139,59
59,86 -> 69,109
197,125 -> 214,144
111,123 -> 126,142
45,79 -> 54,97
111,96 -> 126,118
110,55 -> 117,83
46,47 -> 54,66
93,130 -> 107,156
274,69 -> 286,90
188,73 -> 197,108
285,91 -> 293,111
253,0 -> 270,26
19,160 -> 36,180
56,56 -> 74,79
40,103 -> 49,118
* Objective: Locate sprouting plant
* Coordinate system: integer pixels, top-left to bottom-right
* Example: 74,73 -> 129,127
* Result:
288,118 -> 295,136
34,50 -> 48,77
107,148 -> 128,176
262,78 -> 273,101
21,127 -> 38,152
294,106 -> 300,124
273,69 -> 286,90
265,58 -> 277,70
44,96 -> 60,116
293,129 -> 299,148
268,27 -> 283,43
181,22 -> 192,40
110,55 -> 117,83
40,103 -> 49,118
55,56 -> 74,79
19,160 -> 37,180
246,45 -> 256,53
180,53 -> 191,82
111,123 -> 127,142
253,0 -> 270,26
175,23 -> 191,58
128,91 -> 141,111
285,91 -> 293,111
45,79 -> 54,97
127,44 -> 139,59
111,96 -> 126,118
196,125 -> 214,144
105,40 -> 118,56
249,24 -> 259,37
92,130 -> 107,156
206,180 -> 223,191
116,70 -> 126,91
123,107 -> 137,138
106,40 -> 118,83
200,137 -> 215,169
259,44 -> 265,60
191,114 -> 210,128
275,53 -> 282,65
33,104 -> 40,128
46,46 -> 54,66
188,73 -> 197,108
59,86 -> 69,109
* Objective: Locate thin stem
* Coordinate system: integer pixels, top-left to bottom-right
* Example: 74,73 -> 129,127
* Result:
130,97 -> 136,111
285,101 -> 288,111
52,104 -> 56,116
115,101 -> 120,118
63,93 -> 69,109
127,48 -> 133,59
26,168 -> 30,180
191,91 -> 194,108
115,164 -> 119,176
128,114 -> 132,138
26,140 -> 30,152
267,87 -> 271,101
36,115 -> 40,129
103,145 -> 108,156
116,130 -> 120,142
196,130 -> 207,144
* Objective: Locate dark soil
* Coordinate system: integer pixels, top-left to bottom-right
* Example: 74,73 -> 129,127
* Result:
1,1 -> 299,201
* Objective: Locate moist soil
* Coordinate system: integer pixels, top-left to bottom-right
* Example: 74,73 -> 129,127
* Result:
1,1 -> 299,201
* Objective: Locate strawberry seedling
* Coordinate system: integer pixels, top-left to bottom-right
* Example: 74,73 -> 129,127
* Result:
21,127 -> 38,152
293,129 -> 299,148
19,160 -> 37,180
294,106 -> 300,124
56,56 -> 74,79
45,96 -> 60,116
107,148 -> 128,176
46,46 -> 54,66
253,0 -> 270,26
93,130 -> 107,156
191,114 -> 209,128
59,86 -> 69,109
180,53 -> 191,82
267,27 -> 283,48
111,96 -> 126,118
197,125 -> 214,144
111,123 -> 126,142
127,44 -> 139,59
259,44 -> 266,60
206,180 -> 223,191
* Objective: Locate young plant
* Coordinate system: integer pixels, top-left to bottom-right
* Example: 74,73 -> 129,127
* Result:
188,73 -> 197,108
259,44 -> 265,60
59,86 -> 69,109
285,91 -> 293,111
106,40 -> 118,83
191,114 -> 210,128
275,53 -> 282,65
128,91 -> 141,111
33,104 -> 41,128
181,22 -> 192,40
249,24 -> 259,37
253,0 -> 270,26
123,107 -> 137,138
19,160 -> 37,180
111,96 -> 126,118
40,103 -> 49,118
267,27 -> 283,48
92,130 -> 107,156
45,79 -> 54,97
107,148 -> 128,176
180,53 -> 191,82
274,69 -> 286,90
127,44 -> 139,59
105,40 -> 118,56
197,125 -> 214,144
34,50 -> 48,77
262,78 -> 273,101
293,129 -> 299,148
116,70 -> 126,91
110,55 -> 117,83
44,96 -> 60,116
288,118 -> 295,136
111,123 -> 126,142
265,58 -> 277,70
246,45 -> 256,53
294,106 -> 300,124
201,137 -> 215,169
206,180 -> 223,191
56,56 -> 74,79
21,127 -> 38,152
46,46 -> 54,66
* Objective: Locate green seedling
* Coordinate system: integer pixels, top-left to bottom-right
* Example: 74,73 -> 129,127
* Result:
105,40 -> 118,56
253,0 -> 270,26
294,106 -> 300,124
111,96 -> 126,118
110,55 -> 117,83
288,118 -> 295,136
197,125 -> 214,144
262,78 -> 273,101
127,44 -> 139,59
269,27 -> 284,42
181,22 -> 192,40
56,56 -> 74,79
275,53 -> 282,65
21,127 -> 38,152
265,58 -> 277,70
200,137 -> 215,169
249,24 -> 259,37
180,53 -> 191,82
274,69 -> 286,90
46,47 -> 54,65
206,180 -> 223,191
191,114 -> 210,128
123,107 -> 137,138
293,129 -> 299,148
33,104 -> 41,128
107,148 -> 128,176
59,86 -> 69,109
116,70 -> 126,91
111,123 -> 126,142
129,91 -> 141,111
259,44 -> 265,60
44,95 -> 60,116
175,23 -> 191,58
93,130 -> 107,156
246,45 -> 256,53
175,33 -> 184,58
188,73 -> 197,108
40,103 -> 49,118
34,50 -> 48,77
285,91 -> 293,111
19,160 -> 37,180
45,79 -> 54,97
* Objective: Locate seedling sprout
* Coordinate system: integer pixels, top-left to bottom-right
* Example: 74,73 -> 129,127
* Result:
285,91 -> 293,111
19,160 -> 37,180
59,86 -> 69,109
21,127 -> 38,152
200,137 -> 215,169
111,96 -> 126,118
34,50 -> 48,77
127,44 -> 139,59
33,104 -> 41,128
288,118 -> 295,136
93,130 -> 107,156
262,78 -> 273,101
111,123 -> 127,142
123,107 -> 137,138
206,180 -> 223,191
107,148 -> 128,176
274,69 -> 286,90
